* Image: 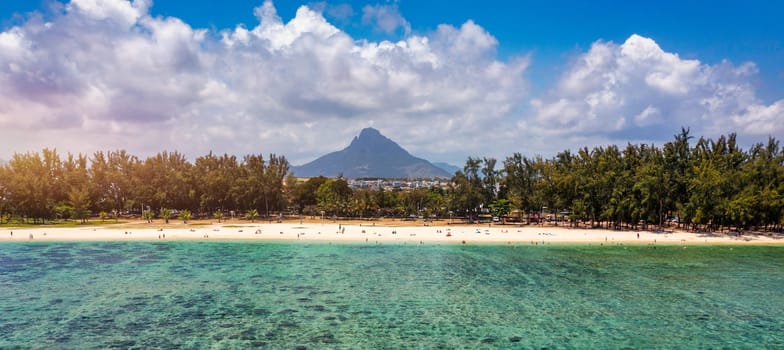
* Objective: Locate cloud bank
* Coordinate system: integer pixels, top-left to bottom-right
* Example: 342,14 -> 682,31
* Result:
0,0 -> 781,165
526,34 -> 783,152
0,0 -> 528,163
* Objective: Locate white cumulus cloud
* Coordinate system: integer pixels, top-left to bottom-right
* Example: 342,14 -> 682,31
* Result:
1,3 -> 780,167
525,34 -> 784,150
0,0 -> 529,164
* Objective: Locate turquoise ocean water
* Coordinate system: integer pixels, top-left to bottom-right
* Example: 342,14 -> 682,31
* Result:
1,241 -> 783,349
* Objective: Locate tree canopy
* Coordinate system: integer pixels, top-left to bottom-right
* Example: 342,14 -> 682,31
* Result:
1,129 -> 782,232
0,150 -> 290,223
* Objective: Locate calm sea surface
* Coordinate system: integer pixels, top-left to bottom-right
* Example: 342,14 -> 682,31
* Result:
1,241 -> 782,349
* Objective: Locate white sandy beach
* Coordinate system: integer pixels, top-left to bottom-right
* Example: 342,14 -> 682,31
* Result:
3,220 -> 782,245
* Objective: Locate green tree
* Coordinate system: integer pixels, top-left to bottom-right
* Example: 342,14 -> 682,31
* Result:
291,176 -> 329,214
4,150 -> 63,223
744,138 -> 784,230
375,188 -> 401,218
263,154 -> 291,216
142,209 -> 154,223
351,189 -> 379,219
502,153 -> 538,222
0,165 -> 9,220
663,128 -> 693,228
194,152 -> 239,214
179,209 -> 192,224
633,146 -> 666,230
160,208 -> 173,224
89,150 -> 142,215
64,153 -> 92,224
245,208 -> 259,222
452,157 -> 484,222
481,157 -> 499,204
551,150 -> 578,227
53,204 -> 74,221
89,151 -> 113,214
489,198 -> 512,222
107,150 -> 141,214
137,151 -> 193,213
315,179 -> 352,217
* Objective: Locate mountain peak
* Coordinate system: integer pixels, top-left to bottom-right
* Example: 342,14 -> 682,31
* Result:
358,127 -> 381,138
292,128 -> 451,179
350,127 -> 396,149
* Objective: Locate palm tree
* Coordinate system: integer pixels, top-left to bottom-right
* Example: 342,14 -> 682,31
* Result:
142,209 -> 154,223
245,209 -> 259,222
179,209 -> 192,224
213,210 -> 223,223
160,208 -> 172,224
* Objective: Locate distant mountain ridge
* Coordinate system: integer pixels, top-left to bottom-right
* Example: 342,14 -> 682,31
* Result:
432,162 -> 460,176
292,128 -> 451,179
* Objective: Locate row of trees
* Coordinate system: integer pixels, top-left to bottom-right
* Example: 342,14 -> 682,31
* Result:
497,130 -> 783,232
1,129 -> 782,232
0,150 -> 289,223
290,129 -> 783,232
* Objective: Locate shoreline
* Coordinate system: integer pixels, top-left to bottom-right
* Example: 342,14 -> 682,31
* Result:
2,220 -> 782,245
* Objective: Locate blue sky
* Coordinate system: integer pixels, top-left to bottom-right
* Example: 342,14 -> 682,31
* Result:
131,1 -> 784,96
1,0 -> 783,166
